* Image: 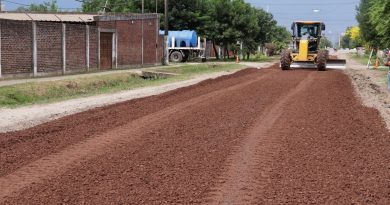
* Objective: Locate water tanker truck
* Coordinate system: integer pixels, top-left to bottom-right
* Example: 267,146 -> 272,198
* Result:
160,30 -> 207,62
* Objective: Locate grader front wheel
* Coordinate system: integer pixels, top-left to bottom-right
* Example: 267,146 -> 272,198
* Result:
317,50 -> 327,71
280,50 -> 291,70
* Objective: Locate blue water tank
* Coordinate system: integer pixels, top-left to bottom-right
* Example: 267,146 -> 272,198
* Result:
159,30 -> 198,47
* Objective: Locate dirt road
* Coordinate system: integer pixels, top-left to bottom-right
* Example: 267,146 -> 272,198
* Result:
1,65 -> 389,204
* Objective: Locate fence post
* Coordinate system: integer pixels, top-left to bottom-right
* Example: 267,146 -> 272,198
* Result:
97,28 -> 101,70
86,24 -> 90,71
62,23 -> 66,75
0,22 -> 2,78
32,21 -> 37,77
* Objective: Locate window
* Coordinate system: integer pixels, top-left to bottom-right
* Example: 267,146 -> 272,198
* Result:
297,24 -> 320,37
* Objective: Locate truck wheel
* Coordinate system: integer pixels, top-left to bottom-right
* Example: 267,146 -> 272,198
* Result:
317,50 -> 327,71
170,51 -> 183,63
280,50 -> 291,70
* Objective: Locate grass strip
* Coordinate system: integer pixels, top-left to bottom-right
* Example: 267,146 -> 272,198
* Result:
0,63 -> 245,107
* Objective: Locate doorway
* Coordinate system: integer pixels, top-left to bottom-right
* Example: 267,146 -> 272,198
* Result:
100,32 -> 113,69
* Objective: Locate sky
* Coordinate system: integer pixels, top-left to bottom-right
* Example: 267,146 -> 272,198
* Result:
3,0 -> 360,43
248,0 -> 360,43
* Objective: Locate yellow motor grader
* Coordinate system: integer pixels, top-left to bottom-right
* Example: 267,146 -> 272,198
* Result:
280,21 -> 346,71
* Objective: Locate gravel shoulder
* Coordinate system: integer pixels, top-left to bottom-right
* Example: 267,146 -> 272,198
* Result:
0,62 -> 273,133
340,51 -> 390,130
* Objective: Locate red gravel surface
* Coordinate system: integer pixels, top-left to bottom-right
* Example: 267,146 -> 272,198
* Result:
1,65 -> 389,204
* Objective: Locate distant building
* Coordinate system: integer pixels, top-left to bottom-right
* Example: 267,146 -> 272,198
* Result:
0,12 -> 163,78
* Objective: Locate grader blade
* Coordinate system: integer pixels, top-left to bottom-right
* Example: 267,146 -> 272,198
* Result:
290,61 -> 317,68
326,59 -> 347,69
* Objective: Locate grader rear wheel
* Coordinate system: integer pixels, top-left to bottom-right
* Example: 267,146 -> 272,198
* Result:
280,50 -> 291,70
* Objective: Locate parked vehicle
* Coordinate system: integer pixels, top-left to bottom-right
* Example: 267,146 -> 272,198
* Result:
160,30 -> 207,62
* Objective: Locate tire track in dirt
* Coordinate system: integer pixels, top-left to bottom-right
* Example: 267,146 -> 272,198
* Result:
258,70 -> 390,204
2,68 -> 310,204
0,67 -> 268,177
205,71 -> 315,204
3,68 -> 388,204
0,68 -> 278,202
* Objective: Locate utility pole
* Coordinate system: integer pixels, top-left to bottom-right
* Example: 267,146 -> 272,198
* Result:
338,33 -> 344,48
338,35 -> 341,48
155,0 -> 158,64
0,0 -> 2,12
141,0 -> 144,67
164,0 -> 169,65
103,0 -> 108,13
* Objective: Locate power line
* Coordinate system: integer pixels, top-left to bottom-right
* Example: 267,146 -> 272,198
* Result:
252,1 -> 360,6
2,0 -> 82,10
2,0 -> 29,7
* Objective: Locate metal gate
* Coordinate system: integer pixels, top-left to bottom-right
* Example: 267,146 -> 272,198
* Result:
100,32 -> 113,69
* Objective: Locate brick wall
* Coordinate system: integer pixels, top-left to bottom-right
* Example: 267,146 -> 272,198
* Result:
37,22 -> 62,72
116,18 -> 161,66
66,23 -> 86,71
0,15 -> 162,77
116,20 -> 142,65
99,21 -> 116,29
158,35 -> 164,63
1,20 -> 32,74
143,19 -> 159,64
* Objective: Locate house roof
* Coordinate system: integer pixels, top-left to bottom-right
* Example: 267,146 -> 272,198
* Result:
0,13 -> 96,22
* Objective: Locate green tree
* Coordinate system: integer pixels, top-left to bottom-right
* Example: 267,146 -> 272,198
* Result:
255,9 -> 276,46
340,26 -> 364,49
356,0 -> 378,47
270,25 -> 290,53
27,0 -> 58,12
82,0 -> 161,13
368,0 -> 390,48
320,36 -> 333,49
231,0 -> 259,59
82,0 -> 284,59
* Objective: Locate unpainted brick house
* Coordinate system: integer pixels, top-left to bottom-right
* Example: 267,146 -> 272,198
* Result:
0,12 -> 163,78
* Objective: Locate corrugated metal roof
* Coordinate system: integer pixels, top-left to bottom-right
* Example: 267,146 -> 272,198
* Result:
0,13 -> 96,22
95,13 -> 159,21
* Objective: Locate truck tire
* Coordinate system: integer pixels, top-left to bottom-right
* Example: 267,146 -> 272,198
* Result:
317,50 -> 327,71
170,51 -> 183,63
280,50 -> 291,70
